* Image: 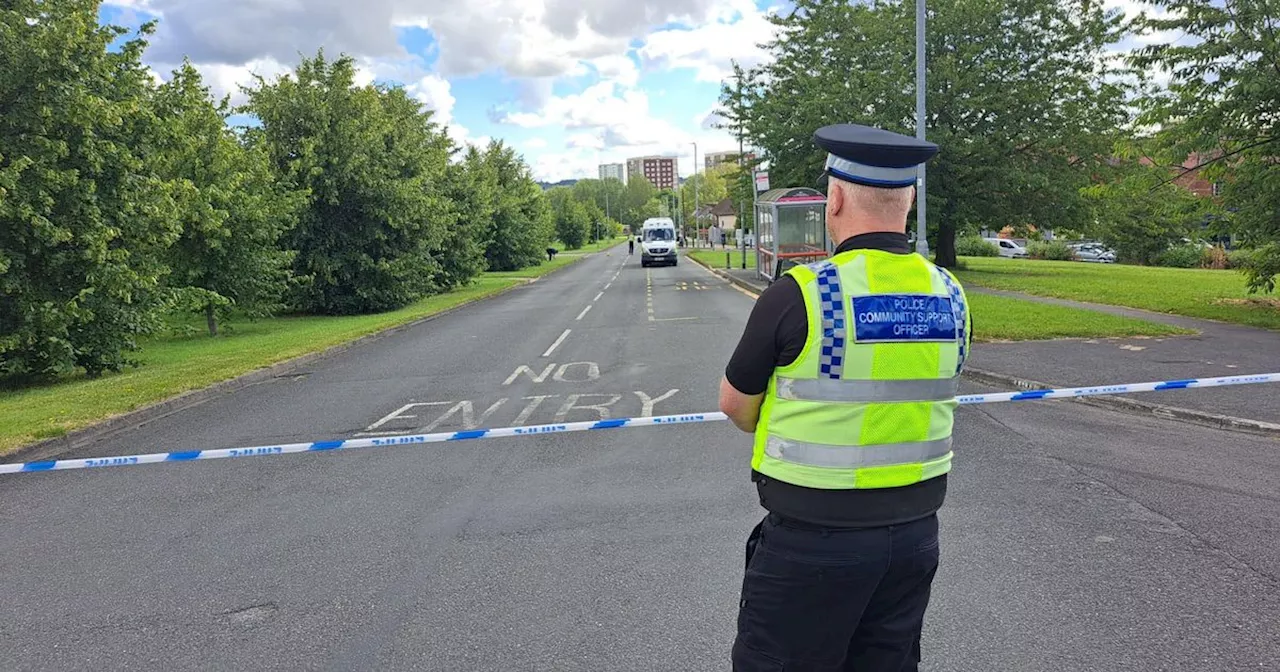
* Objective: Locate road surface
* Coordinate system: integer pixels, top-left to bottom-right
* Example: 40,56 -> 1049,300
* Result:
2,247 -> 1278,671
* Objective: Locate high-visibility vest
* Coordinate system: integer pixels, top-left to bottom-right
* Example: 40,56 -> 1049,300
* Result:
753,249 -> 971,490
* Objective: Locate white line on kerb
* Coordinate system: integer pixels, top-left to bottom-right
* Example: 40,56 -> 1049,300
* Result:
594,291 -> 604,302
542,329 -> 571,357
576,305 -> 593,321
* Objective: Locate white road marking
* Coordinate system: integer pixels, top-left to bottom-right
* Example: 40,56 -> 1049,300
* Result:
542,329 -> 571,357
362,402 -> 452,432
504,363 -> 556,385
553,361 -> 601,382
576,305 -> 593,320
594,291 -> 605,301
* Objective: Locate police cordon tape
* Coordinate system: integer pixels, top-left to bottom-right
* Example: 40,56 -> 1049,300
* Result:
2,372 -> 1278,476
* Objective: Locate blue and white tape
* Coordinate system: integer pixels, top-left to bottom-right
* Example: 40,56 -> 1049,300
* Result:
2,372 -> 1277,476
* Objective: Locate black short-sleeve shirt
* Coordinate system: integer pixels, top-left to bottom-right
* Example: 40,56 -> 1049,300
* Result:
725,231 -> 965,528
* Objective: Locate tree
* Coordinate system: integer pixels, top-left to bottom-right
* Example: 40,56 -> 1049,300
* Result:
547,185 -> 588,249
1131,0 -> 1280,293
0,5 -> 183,378
481,140 -> 551,271
151,61 -> 301,336
1080,160 -> 1210,265
557,200 -> 591,249
621,175 -> 658,227
245,52 -> 454,314
679,166 -> 731,227
432,145 -> 493,290
720,0 -> 1133,268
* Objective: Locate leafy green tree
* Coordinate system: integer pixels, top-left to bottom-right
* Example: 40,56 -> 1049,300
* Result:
1131,0 -> 1280,292
0,5 -> 182,378
151,61 -> 301,336
621,175 -> 658,227
679,165 -> 731,227
245,52 -> 454,314
719,0 -> 1132,267
481,140 -> 551,270
557,200 -> 591,249
1080,161 -> 1209,265
547,185 -> 585,249
432,145 -> 493,289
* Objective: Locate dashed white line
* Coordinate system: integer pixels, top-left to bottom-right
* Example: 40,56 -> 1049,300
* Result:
576,305 -> 593,321
542,329 -> 571,357
594,291 -> 604,302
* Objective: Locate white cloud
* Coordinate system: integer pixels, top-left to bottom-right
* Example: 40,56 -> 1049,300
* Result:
525,137 -> 549,149
588,54 -> 640,88
188,57 -> 291,106
126,0 -> 723,82
406,73 -> 455,124
638,0 -> 778,82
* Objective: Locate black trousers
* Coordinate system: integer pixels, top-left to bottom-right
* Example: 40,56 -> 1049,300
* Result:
732,513 -> 940,671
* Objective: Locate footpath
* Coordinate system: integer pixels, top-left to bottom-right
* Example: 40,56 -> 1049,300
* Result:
694,259 -> 1280,437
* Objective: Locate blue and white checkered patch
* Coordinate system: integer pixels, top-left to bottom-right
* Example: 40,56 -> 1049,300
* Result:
812,261 -> 846,379
936,268 -> 968,373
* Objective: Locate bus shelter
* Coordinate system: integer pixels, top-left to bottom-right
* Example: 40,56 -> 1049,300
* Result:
755,187 -> 829,283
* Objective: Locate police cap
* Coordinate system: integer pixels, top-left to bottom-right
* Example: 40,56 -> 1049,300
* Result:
813,123 -> 938,189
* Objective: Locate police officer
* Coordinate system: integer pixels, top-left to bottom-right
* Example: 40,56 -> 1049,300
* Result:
719,123 -> 972,671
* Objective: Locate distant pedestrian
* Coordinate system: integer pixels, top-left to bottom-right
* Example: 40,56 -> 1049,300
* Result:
629,239 -> 635,255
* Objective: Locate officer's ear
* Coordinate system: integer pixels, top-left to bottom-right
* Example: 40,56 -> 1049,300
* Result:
827,178 -> 843,218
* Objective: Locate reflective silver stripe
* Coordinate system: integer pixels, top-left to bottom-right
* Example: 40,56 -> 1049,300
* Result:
776,376 -> 959,403
825,154 -> 918,187
765,436 -> 952,469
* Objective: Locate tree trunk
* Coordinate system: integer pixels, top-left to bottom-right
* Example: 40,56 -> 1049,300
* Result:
205,303 -> 218,337
935,219 -> 958,269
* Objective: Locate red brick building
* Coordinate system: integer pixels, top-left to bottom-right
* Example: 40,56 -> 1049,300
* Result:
626,155 -> 678,190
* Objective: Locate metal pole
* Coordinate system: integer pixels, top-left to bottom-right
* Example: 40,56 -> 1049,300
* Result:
692,142 -> 698,247
914,0 -> 929,258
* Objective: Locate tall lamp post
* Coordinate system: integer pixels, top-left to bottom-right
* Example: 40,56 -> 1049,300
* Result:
691,142 -> 699,248
914,0 -> 929,258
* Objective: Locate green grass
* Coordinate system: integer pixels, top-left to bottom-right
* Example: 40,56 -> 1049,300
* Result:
956,257 -> 1280,331
969,293 -> 1192,342
687,248 -> 758,270
0,253 -> 602,456
682,249 -> 1183,341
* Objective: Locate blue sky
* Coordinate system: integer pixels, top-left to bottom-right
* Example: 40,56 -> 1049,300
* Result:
97,0 -> 1165,181
98,0 -> 783,181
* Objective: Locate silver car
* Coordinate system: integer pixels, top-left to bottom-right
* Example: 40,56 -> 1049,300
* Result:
1067,242 -> 1116,263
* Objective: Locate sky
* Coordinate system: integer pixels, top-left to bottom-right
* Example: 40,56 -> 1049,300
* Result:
96,0 -> 1173,183
97,0 -> 784,182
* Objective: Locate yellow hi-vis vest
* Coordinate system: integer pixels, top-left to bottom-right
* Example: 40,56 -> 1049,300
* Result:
753,249 -> 972,490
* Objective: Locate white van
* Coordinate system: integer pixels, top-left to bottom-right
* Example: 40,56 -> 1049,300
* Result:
983,237 -> 1029,258
640,218 -> 678,267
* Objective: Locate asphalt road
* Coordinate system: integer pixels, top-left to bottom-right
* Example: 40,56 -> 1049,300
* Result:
2,247 -> 1278,671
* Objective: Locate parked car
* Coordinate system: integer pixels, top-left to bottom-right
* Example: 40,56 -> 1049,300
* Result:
983,237 -> 1029,258
1067,241 -> 1116,263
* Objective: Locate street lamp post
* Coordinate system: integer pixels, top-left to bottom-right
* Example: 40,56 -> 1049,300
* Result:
914,0 -> 929,258
692,142 -> 699,248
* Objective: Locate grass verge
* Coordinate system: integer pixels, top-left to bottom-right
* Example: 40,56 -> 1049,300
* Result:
686,252 -> 1190,342
0,253 -> 599,456
968,293 -> 1193,342
956,257 -> 1280,331
687,248 -> 757,270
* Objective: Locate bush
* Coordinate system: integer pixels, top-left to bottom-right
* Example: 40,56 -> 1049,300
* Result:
956,235 -> 999,257
1026,240 -> 1076,261
1155,244 -> 1204,268
1227,248 -> 1256,270
1201,246 -> 1230,270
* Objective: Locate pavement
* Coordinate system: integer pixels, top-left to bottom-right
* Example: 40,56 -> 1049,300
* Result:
2,247 -> 1280,670
710,264 -> 1280,432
